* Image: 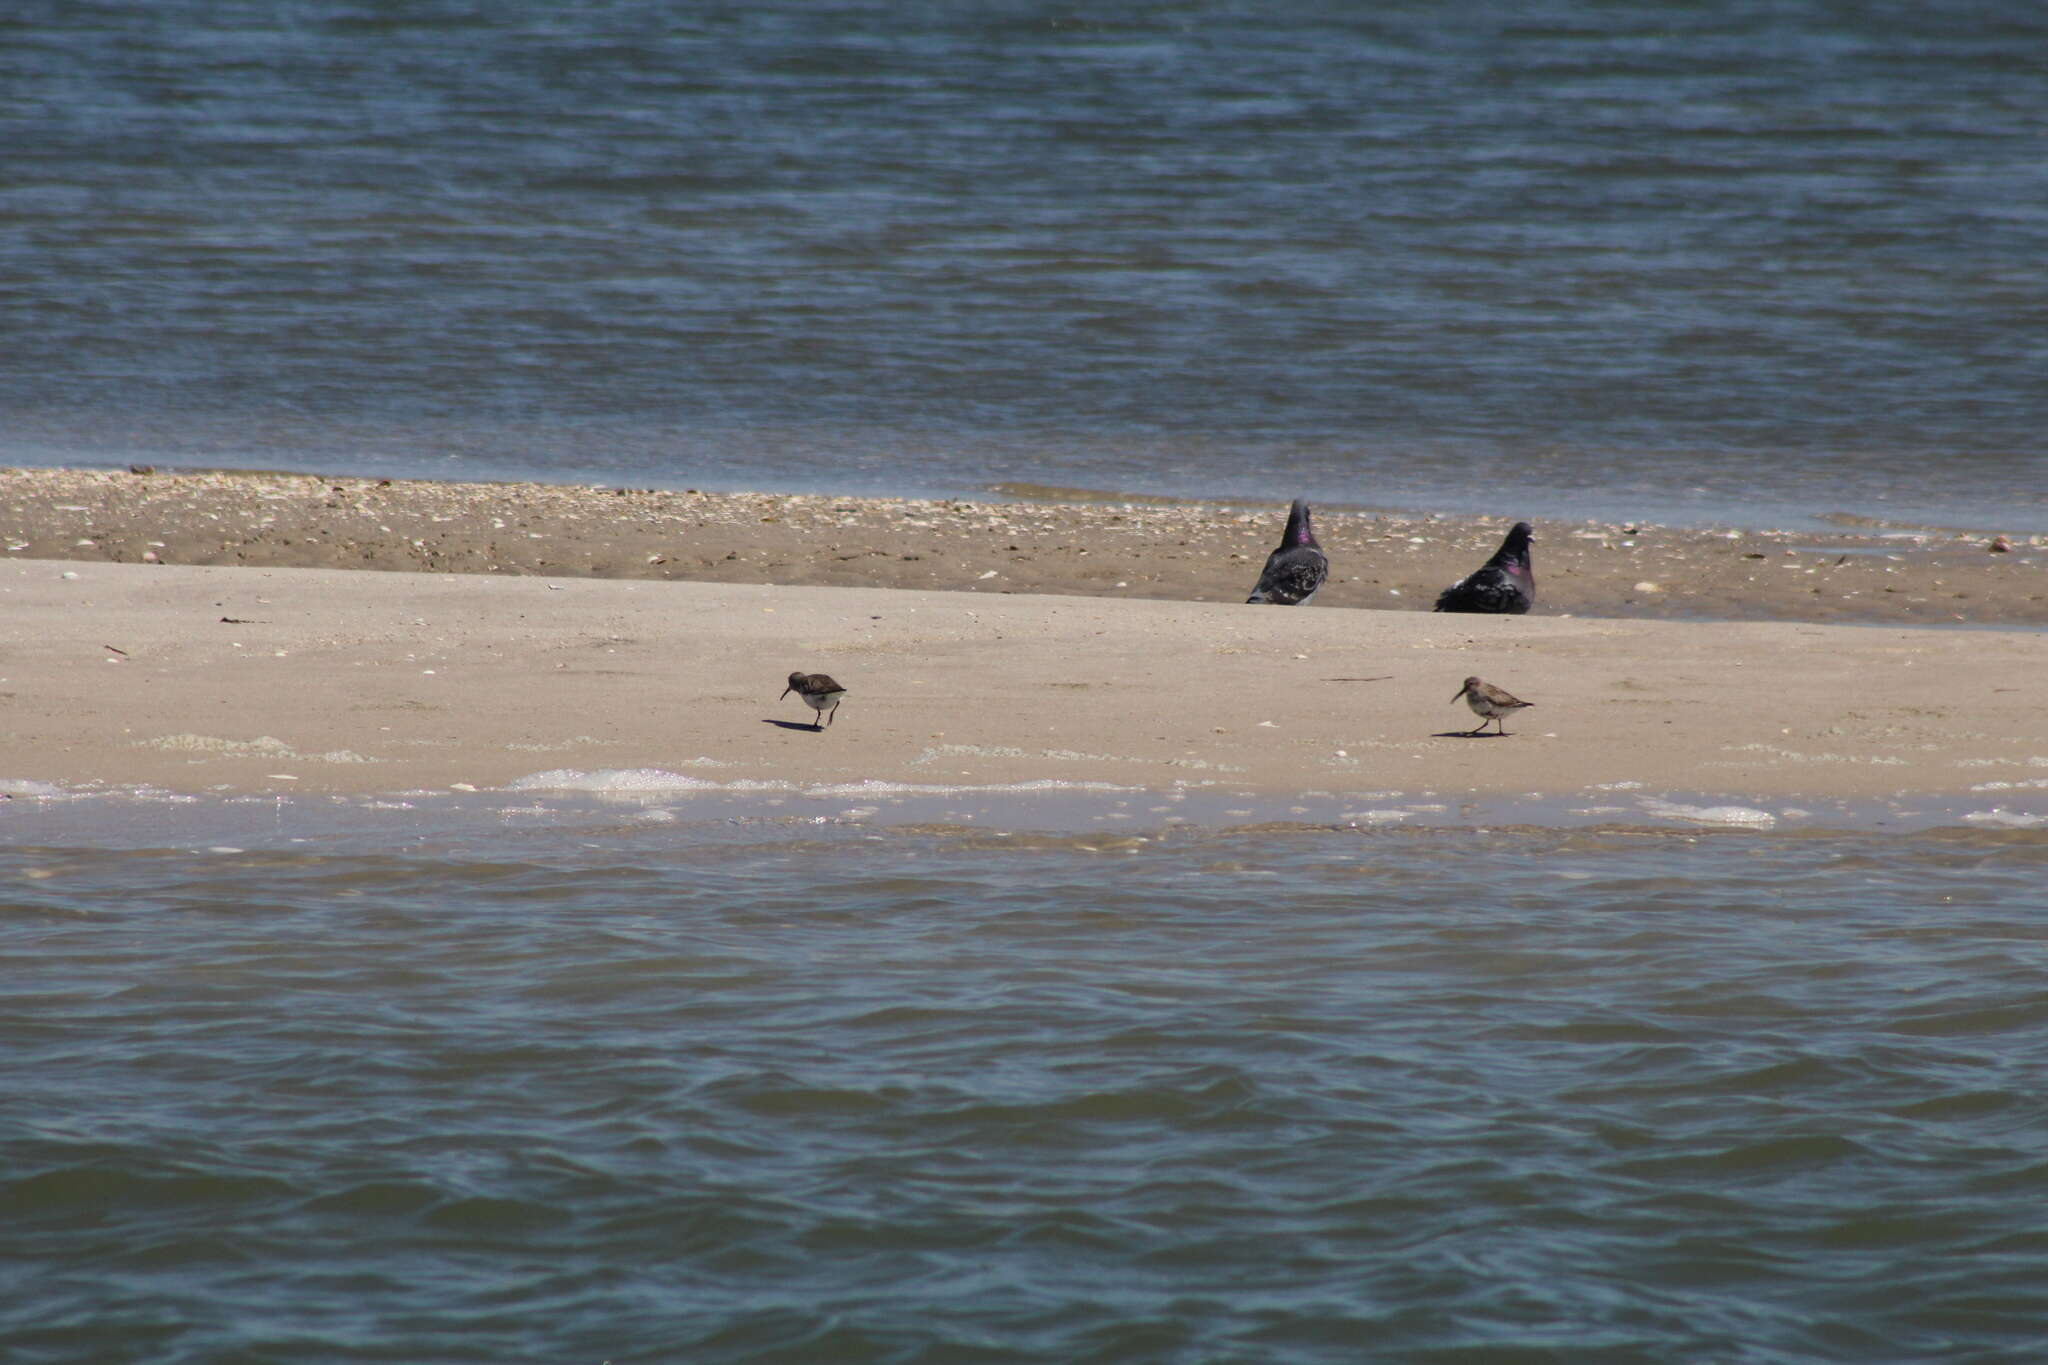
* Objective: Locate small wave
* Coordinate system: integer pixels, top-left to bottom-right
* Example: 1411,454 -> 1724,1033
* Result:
800,778 -> 1137,798
1637,798 -> 1778,827
134,734 -> 375,764
502,770 -> 1140,802
0,778 -> 72,799
504,768 -> 722,794
0,778 -> 196,805
1961,808 -> 2048,829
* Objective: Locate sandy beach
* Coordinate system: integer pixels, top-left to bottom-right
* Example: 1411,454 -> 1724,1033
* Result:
2,532 -> 2041,807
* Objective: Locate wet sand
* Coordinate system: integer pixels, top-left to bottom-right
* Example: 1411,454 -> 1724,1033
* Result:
2,554 -> 2042,808
5,465 -> 2046,627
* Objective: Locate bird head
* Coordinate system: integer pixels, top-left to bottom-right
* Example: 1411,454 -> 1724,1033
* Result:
1285,499 -> 1318,547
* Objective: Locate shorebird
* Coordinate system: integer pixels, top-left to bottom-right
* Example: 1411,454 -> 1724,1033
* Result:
1434,521 -> 1534,614
781,672 -> 848,729
1246,499 -> 1329,605
1452,675 -> 1533,736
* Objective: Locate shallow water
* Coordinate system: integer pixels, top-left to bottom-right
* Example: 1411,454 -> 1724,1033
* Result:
6,792 -> 2048,1363
10,6 -> 2048,1354
5,2 -> 2047,530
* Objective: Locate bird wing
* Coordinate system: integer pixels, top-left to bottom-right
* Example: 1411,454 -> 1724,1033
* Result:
1249,546 -> 1329,604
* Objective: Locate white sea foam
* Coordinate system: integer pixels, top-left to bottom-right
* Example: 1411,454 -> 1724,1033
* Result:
1,778 -> 71,799
1962,808 -> 2048,829
1637,798 -> 1778,827
1,778 -> 196,805
505,768 -> 723,794
136,734 -> 376,764
800,778 -> 1135,798
143,733 -> 296,755
502,770 -> 1139,803
1341,808 -> 1414,824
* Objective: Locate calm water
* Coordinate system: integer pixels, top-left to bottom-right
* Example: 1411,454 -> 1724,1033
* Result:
5,2 -> 2048,529
5,790 -> 2048,1363
9,7 -> 2048,1356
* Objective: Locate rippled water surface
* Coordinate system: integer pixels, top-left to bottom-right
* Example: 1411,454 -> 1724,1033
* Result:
5,1 -> 2047,528
7,802 -> 2048,1363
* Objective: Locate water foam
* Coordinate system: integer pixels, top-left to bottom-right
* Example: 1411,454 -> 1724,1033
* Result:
137,734 -> 377,763
502,770 -> 1140,803
799,777 -> 1135,798
1962,808 -> 2048,829
0,778 -> 71,799
505,768 -> 723,795
1638,798 -> 1779,828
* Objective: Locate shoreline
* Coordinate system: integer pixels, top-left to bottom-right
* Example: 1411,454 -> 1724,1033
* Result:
2,559 -> 2043,819
6,782 -> 2042,842
6,464 -> 2046,628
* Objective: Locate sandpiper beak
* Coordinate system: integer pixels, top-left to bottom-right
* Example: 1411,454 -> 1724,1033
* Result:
1451,686 -> 1468,701
779,686 -> 792,699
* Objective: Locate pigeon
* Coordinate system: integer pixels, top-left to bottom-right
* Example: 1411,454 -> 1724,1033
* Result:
1434,521 -> 1534,614
1452,676 -> 1534,736
781,672 -> 848,729
1245,499 -> 1329,605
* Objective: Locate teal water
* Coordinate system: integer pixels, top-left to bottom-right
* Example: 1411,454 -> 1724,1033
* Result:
6,793 -> 2048,1363
9,4 -> 2048,1354
5,1 -> 2047,530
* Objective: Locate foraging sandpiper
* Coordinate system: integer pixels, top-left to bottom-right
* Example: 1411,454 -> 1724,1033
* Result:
781,672 -> 848,729
1452,675 -> 1534,736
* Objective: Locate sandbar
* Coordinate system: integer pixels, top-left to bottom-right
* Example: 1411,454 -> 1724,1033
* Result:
2,557 -> 2041,813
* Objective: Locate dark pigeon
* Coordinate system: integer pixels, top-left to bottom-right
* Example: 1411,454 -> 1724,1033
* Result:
1434,521 -> 1534,614
1245,499 -> 1329,605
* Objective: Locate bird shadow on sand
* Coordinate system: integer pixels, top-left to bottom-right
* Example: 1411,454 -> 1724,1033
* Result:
1432,730 -> 1513,739
762,718 -> 827,732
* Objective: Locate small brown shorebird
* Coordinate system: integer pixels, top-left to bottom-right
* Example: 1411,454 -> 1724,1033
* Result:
1452,675 -> 1533,736
781,672 -> 848,729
